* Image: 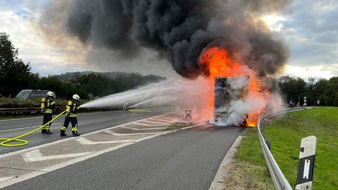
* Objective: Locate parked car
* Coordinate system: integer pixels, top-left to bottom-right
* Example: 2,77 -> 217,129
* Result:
15,89 -> 56,100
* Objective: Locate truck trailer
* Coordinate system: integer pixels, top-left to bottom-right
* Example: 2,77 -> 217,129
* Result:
212,76 -> 249,126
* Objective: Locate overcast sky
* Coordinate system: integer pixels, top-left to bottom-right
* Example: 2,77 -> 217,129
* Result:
1,0 -> 337,80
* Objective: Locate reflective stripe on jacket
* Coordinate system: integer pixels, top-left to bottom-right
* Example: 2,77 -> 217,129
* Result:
66,99 -> 80,117
44,97 -> 55,114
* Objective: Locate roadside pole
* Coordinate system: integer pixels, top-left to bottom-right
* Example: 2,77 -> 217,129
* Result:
295,136 -> 317,190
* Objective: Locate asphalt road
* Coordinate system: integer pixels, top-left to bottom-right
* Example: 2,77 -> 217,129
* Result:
0,110 -> 163,154
1,110 -> 246,190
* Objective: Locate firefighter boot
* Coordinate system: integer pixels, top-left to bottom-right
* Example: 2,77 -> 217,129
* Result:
72,131 -> 80,137
60,130 -> 67,137
45,130 -> 53,134
41,129 -> 46,134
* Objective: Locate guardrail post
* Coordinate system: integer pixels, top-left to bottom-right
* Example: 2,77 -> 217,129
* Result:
295,136 -> 317,190
265,140 -> 271,174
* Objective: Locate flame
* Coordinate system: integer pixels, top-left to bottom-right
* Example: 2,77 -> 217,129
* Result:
199,47 -> 269,126
200,47 -> 243,77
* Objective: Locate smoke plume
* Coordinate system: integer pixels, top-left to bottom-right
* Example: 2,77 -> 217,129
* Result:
40,0 -> 290,78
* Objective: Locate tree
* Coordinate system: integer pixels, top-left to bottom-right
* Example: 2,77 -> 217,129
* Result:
0,33 -> 34,97
278,76 -> 306,104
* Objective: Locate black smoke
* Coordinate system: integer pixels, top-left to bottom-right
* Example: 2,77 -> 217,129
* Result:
43,0 -> 290,79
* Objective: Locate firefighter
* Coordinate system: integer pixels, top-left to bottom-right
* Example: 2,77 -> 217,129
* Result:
41,91 -> 56,134
60,94 -> 81,137
123,102 -> 129,111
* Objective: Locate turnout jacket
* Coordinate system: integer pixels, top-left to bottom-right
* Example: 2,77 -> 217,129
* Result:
43,96 -> 55,114
66,99 -> 80,117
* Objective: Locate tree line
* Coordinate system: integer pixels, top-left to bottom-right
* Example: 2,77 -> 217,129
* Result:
2,32 -> 338,105
278,76 -> 338,106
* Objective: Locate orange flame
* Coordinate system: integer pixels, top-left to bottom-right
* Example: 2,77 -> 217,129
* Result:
199,47 -> 269,127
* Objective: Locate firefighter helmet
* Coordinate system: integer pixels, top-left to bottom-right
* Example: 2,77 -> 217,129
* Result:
72,94 -> 80,100
47,91 -> 54,97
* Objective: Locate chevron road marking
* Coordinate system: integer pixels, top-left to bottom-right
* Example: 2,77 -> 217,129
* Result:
121,125 -> 166,130
76,137 -> 134,145
133,122 -> 169,127
147,118 -> 175,123
0,177 -> 15,182
22,149 -> 92,162
104,130 -> 159,136
143,119 -> 174,124
153,116 -> 178,119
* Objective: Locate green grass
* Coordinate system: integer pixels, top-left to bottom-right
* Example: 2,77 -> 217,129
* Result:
263,107 -> 338,189
235,128 -> 275,189
165,122 -> 192,131
236,107 -> 338,189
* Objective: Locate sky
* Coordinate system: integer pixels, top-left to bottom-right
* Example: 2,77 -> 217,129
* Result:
1,0 -> 338,80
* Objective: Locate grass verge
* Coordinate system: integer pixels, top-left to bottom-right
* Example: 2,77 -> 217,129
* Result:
165,122 -> 192,131
264,107 -> 338,189
224,128 -> 275,190
225,107 -> 338,190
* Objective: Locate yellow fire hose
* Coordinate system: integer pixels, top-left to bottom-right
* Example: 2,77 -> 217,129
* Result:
0,111 -> 66,147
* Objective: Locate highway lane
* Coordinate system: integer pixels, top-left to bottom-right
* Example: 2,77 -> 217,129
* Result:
2,124 -> 246,190
0,110 -> 168,154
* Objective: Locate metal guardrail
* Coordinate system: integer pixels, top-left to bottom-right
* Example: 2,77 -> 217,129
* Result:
258,107 -> 306,190
0,107 -> 41,114
0,107 -> 117,115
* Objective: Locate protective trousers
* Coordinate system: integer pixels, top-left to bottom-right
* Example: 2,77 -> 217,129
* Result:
60,117 -> 80,137
42,113 -> 53,134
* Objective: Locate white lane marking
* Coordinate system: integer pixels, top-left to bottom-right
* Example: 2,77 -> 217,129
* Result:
0,123 -> 61,133
76,137 -> 134,145
141,120 -> 173,125
146,118 -> 174,123
104,130 -> 158,136
0,177 -> 15,182
22,149 -> 91,162
0,122 -> 202,189
133,122 -> 168,127
148,118 -> 175,122
153,116 -> 180,120
121,125 -> 166,130
0,112 -> 180,160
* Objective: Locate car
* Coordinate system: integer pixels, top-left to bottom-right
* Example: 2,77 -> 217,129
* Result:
15,89 -> 56,100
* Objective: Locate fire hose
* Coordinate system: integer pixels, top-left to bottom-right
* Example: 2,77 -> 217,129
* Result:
0,110 -> 66,147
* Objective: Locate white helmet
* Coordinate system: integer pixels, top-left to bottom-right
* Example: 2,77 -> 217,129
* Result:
72,94 -> 80,100
47,91 -> 54,97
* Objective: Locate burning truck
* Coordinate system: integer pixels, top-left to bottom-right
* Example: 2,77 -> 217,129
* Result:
208,75 -> 268,127
200,47 -> 270,127
212,76 -> 249,126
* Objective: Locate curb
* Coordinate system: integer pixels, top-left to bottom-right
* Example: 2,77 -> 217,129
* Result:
208,136 -> 243,190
